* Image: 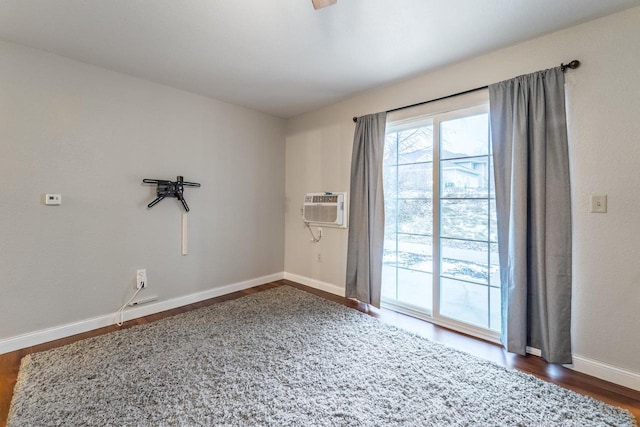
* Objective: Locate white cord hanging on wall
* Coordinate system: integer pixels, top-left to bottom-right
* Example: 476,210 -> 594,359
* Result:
306,222 -> 322,243
182,212 -> 188,255
300,208 -> 323,242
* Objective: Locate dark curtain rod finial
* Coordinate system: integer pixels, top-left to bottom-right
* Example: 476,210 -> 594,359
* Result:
560,60 -> 580,72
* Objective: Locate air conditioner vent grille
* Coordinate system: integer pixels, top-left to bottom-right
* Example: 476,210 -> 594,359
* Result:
305,205 -> 338,223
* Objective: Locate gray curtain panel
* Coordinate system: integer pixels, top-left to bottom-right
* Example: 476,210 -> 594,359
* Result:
345,112 -> 387,308
489,67 -> 572,364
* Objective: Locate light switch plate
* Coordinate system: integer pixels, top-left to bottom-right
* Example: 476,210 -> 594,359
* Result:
590,195 -> 607,213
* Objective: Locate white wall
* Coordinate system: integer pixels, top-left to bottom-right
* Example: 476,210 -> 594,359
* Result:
285,6 -> 640,379
0,39 -> 285,341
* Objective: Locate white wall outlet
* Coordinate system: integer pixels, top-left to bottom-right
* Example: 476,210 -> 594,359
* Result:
590,195 -> 607,213
316,253 -> 322,262
136,269 -> 147,289
44,194 -> 62,205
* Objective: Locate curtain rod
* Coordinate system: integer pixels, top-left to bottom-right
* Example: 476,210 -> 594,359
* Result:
352,60 -> 580,123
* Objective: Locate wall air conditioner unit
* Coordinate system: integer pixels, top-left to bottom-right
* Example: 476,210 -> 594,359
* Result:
303,192 -> 347,228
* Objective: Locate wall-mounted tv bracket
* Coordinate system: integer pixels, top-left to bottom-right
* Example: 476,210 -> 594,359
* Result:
142,176 -> 201,212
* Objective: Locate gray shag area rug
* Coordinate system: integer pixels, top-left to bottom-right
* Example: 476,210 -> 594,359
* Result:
8,286 -> 636,427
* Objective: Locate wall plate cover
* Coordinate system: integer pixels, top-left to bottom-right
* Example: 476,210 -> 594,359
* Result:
136,269 -> 147,289
45,194 -> 62,205
590,195 -> 607,213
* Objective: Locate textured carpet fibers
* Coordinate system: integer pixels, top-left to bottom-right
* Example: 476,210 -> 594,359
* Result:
8,286 -> 636,426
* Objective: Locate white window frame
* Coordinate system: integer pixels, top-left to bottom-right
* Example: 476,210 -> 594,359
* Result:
382,90 -> 500,344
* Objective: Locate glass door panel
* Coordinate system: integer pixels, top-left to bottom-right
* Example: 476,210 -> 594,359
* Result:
382,123 -> 433,314
438,112 -> 498,332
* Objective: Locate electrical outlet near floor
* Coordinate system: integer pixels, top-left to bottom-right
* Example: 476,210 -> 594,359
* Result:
136,269 -> 147,289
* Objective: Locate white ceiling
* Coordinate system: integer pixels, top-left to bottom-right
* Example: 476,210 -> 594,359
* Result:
0,1 -> 638,118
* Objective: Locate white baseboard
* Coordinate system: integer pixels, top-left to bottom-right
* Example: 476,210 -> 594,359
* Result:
569,354 -> 640,392
527,346 -> 639,391
283,272 -> 344,297
0,272 -> 284,355
526,346 -> 542,357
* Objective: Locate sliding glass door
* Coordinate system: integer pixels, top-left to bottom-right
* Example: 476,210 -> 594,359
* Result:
382,102 -> 500,340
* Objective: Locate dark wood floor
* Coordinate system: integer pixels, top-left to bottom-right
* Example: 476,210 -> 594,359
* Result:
1,279 -> 638,426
